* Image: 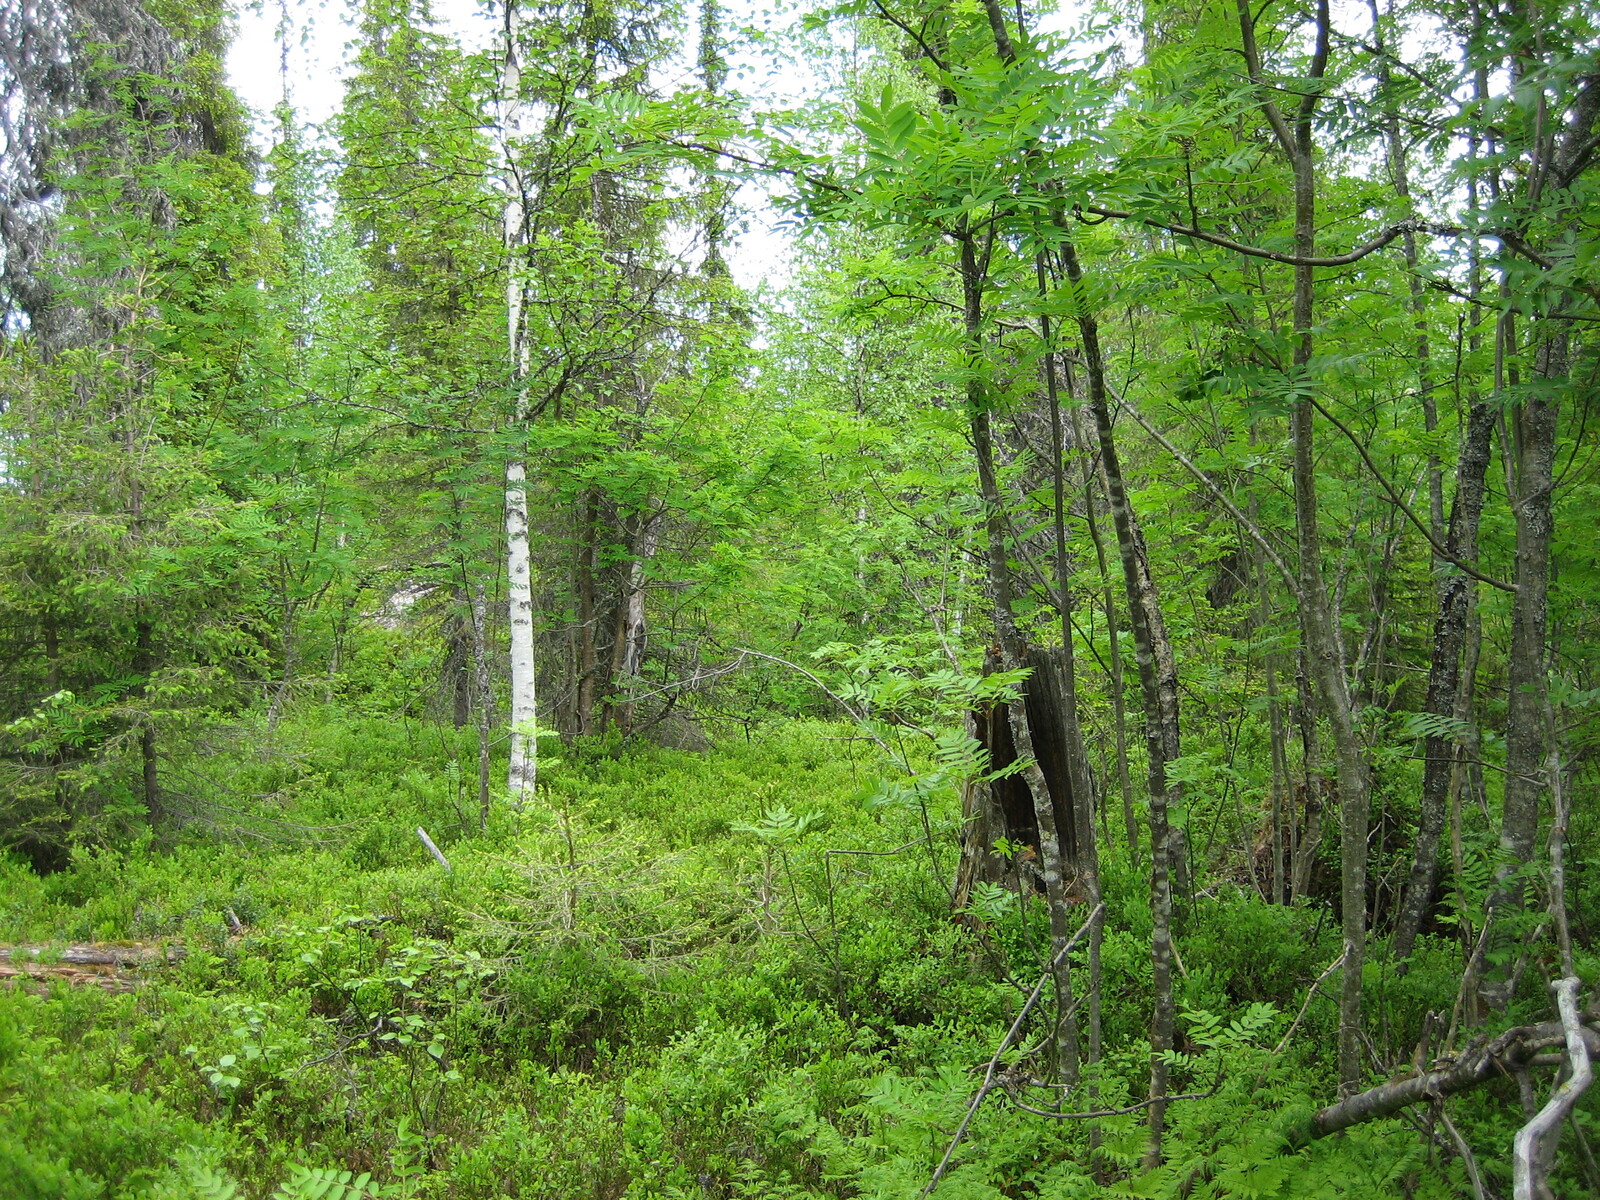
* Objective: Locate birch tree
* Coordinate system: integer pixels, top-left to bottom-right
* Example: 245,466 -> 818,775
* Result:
498,0 -> 539,806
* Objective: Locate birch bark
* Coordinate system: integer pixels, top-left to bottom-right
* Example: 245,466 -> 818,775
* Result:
499,0 -> 537,807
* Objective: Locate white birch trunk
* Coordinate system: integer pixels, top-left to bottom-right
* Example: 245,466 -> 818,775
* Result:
499,0 -> 537,807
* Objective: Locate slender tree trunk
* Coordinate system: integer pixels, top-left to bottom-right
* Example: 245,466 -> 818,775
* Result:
128,442 -> 160,821
134,619 -> 159,821
574,489 -> 600,736
1478,24 -> 1596,1001
1264,654 -> 1288,904
1288,656 -> 1323,903
611,512 -> 660,738
1072,403 -> 1138,861
504,437 -> 537,801
1290,158 -> 1371,1100
953,42 -> 1081,1088
1060,240 -> 1177,1163
1481,340 -> 1560,1008
449,600 -> 472,730
1257,545 -> 1289,905
1392,400 -> 1494,966
267,576 -> 298,729
1041,272 -> 1104,1106
1370,0 -> 1493,969
1451,596 -> 1483,999
500,0 -> 537,807
43,613 -> 60,695
470,583 -> 495,831
1235,0 -> 1369,1091
960,230 -> 1082,1083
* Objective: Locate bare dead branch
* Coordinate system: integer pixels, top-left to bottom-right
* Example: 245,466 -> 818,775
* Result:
1304,394 -> 1516,593
1082,207 -> 1455,267
1513,978 -> 1592,1200
1298,1008 -> 1600,1143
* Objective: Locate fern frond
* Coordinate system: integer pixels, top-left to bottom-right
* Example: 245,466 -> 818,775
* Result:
185,1164 -> 244,1200
271,1165 -> 394,1200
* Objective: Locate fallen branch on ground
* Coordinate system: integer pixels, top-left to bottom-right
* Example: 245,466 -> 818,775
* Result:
0,942 -> 187,992
1297,1003 -> 1600,1144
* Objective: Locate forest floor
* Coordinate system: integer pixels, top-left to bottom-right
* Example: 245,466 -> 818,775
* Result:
0,714 -> 1485,1199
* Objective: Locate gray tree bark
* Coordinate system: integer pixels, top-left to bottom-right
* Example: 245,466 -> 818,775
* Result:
1235,0 -> 1371,1092
1391,400 -> 1494,967
1060,240 -> 1179,1163
960,227 -> 1083,1084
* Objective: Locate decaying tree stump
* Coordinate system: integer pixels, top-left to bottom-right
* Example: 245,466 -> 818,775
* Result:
955,646 -> 1082,909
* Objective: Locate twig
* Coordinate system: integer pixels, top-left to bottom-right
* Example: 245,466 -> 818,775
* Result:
732,648 -> 894,754
1438,1106 -> 1490,1200
1256,949 -> 1349,1091
919,903 -> 1104,1199
1115,396 -> 1296,590
1171,934 -> 1190,980
1081,207 -> 1455,267
1305,394 -> 1514,593
609,658 -> 751,705
1446,918 -> 1496,1051
1005,1088 -> 1213,1120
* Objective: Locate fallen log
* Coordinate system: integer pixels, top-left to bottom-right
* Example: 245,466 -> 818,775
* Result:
0,942 -> 186,993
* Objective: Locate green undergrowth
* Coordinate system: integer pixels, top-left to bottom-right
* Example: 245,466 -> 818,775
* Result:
0,713 -> 1490,1198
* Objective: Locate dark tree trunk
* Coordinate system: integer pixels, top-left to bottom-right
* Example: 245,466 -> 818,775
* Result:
470,584 -> 494,831
958,676 -> 1042,901
1072,402 -> 1138,861
1041,302 -> 1106,1110
43,614 -> 60,696
602,512 -> 659,739
449,602 -> 472,730
1391,400 -> 1494,967
1482,341 -> 1561,1008
133,619 -> 160,820
574,488 -> 600,736
1253,523 -> 1290,904
958,647 -> 1084,897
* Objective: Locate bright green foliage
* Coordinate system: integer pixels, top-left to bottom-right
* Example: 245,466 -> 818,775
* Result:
0,697 -> 1493,1199
2,0 -> 1598,1195
0,92 -> 283,865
